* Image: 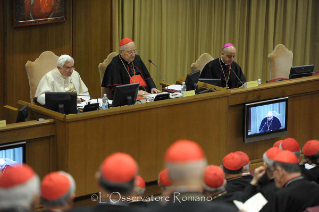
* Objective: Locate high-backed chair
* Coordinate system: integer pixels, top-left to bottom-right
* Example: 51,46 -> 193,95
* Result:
98,52 -> 118,99
191,53 -> 214,73
268,44 -> 293,80
25,51 -> 59,104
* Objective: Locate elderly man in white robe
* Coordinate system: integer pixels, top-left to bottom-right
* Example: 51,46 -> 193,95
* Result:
35,55 -> 89,105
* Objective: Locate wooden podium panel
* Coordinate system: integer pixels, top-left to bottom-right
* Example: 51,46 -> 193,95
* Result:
15,75 -> 319,197
22,90 -> 230,196
0,119 -> 56,179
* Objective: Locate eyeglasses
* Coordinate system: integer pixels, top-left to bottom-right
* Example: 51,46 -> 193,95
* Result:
65,66 -> 74,71
125,50 -> 138,55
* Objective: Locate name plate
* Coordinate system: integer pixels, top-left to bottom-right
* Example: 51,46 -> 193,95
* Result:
183,90 -> 196,97
0,120 -> 6,127
246,81 -> 259,88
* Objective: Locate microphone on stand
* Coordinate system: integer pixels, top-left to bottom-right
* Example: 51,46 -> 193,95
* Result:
229,67 -> 245,87
148,59 -> 170,92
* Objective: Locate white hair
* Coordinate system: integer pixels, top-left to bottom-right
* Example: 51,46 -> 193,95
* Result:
0,175 -> 40,210
57,55 -> 74,68
41,171 -> 76,208
119,42 -> 134,51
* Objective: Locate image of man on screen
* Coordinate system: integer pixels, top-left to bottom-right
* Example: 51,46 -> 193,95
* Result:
259,111 -> 282,133
0,158 -> 18,175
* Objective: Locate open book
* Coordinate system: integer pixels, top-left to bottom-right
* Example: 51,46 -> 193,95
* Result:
233,192 -> 267,212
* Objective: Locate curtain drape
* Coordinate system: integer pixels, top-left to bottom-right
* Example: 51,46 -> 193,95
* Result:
111,0 -> 315,88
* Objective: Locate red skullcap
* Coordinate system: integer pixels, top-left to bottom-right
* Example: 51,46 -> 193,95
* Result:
303,140 -> 319,156
273,150 -> 299,164
165,140 -> 205,163
159,169 -> 172,187
101,152 -> 138,183
119,38 -> 133,47
273,140 -> 283,148
0,164 -> 35,188
266,147 -> 283,160
135,176 -> 146,188
223,153 -> 243,170
281,138 -> 300,151
234,151 -> 250,166
222,43 -> 235,49
204,165 -> 225,189
41,172 -> 71,200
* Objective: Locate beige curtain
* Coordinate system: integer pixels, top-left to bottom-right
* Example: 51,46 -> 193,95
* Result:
111,0 -> 315,87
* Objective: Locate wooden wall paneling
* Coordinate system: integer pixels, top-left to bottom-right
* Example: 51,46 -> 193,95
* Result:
0,0 -> 4,117
72,0 -> 113,99
27,137 -> 51,179
66,95 -> 229,196
311,0 -> 319,71
4,0 -> 73,108
287,92 -> 319,145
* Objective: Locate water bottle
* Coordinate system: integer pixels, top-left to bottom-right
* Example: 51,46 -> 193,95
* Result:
258,79 -> 262,85
102,94 -> 108,110
181,82 -> 186,96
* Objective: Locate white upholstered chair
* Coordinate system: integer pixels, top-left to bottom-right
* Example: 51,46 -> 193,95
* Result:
25,51 -> 59,104
191,53 -> 214,73
268,44 -> 293,80
98,52 -> 118,99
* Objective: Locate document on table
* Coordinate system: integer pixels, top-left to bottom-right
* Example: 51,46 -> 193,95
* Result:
77,99 -> 112,109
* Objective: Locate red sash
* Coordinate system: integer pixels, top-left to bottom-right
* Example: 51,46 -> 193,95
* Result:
130,75 -> 147,86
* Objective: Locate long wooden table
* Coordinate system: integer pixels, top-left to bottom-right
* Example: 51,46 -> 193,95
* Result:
14,75 -> 319,197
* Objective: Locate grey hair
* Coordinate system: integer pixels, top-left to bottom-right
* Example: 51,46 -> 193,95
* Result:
243,164 -> 250,171
167,159 -> 207,183
0,175 -> 40,210
263,152 -> 275,167
41,171 -> 76,208
133,187 -> 145,196
203,180 -> 226,194
57,55 -> 74,68
119,42 -> 134,51
222,46 -> 236,53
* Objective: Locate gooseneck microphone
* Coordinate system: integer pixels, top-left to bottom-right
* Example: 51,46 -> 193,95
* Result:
148,59 -> 169,91
229,67 -> 245,87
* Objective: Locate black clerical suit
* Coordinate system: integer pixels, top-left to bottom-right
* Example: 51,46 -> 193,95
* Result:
308,166 -> 319,183
101,54 -> 156,96
151,192 -> 237,212
212,191 -> 250,210
273,177 -> 319,212
243,174 -> 279,212
259,116 -> 281,133
200,57 -> 246,88
226,177 -> 251,193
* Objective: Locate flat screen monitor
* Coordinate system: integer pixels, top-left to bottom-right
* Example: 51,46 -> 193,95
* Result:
244,97 -> 288,143
45,92 -> 78,114
289,64 -> 314,79
16,104 -> 29,123
185,70 -> 201,91
198,78 -> 221,87
112,83 -> 139,107
0,142 -> 26,174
